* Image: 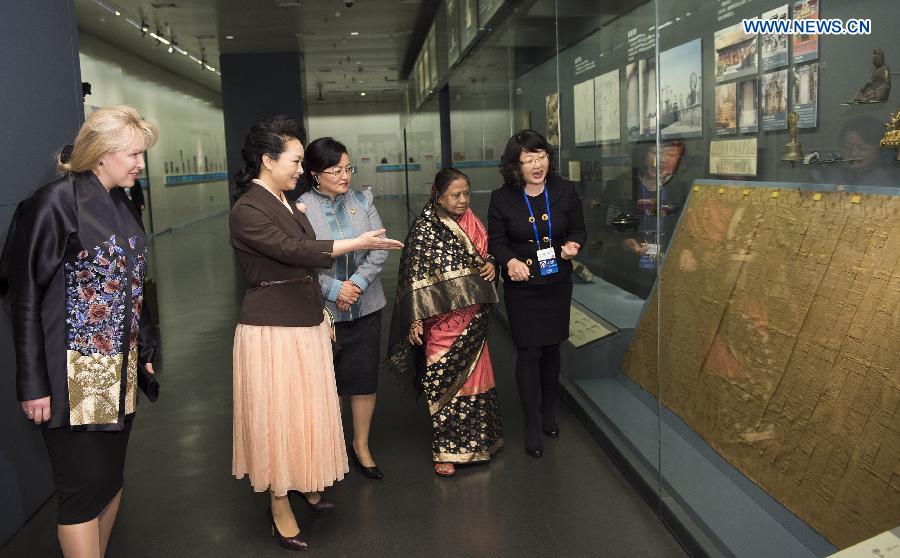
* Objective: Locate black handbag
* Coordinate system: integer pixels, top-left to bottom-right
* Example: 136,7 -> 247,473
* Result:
138,365 -> 160,402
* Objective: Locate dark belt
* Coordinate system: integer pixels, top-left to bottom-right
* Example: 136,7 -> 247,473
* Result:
252,277 -> 312,288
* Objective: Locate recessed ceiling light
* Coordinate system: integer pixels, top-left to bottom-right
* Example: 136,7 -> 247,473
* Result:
225,35 -> 235,40
350,31 -> 359,36
360,92 -> 366,96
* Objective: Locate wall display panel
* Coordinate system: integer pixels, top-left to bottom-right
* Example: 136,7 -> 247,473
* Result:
447,0 -> 460,67
573,79 -> 596,145
460,0 -> 479,53
658,39 -> 703,138
792,0 -> 820,63
623,183 -> 900,548
714,23 -> 758,83
793,62 -> 819,128
594,69 -> 621,143
761,4 -> 790,71
761,69 -> 789,131
716,82 -> 738,135
546,91 -> 560,145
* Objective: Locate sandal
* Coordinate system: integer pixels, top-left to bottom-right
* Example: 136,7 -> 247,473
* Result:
434,463 -> 456,477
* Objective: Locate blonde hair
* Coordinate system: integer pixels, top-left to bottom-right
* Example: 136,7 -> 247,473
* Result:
57,105 -> 158,173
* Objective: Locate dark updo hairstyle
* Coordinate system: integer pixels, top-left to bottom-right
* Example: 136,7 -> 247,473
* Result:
234,115 -> 306,198
498,129 -> 556,189
432,167 -> 470,199
301,137 -> 349,194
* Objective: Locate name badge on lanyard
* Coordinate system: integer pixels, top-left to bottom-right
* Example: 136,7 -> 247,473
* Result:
524,188 -> 558,276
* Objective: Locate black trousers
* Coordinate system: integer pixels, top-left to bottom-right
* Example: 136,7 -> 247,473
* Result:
515,343 -> 561,450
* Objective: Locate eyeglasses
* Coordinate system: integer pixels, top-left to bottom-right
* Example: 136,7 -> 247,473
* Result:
519,153 -> 548,167
320,165 -> 357,178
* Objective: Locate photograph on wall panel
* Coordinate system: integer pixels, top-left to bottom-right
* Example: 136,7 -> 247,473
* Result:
546,91 -> 560,145
716,82 -> 738,135
459,0 -> 479,53
573,78 -> 596,146
762,69 -> 789,131
659,38 -> 702,138
761,4 -> 789,71
715,23 -> 758,83
594,68 -> 620,143
447,0 -> 460,67
792,0 -> 819,64
625,61 -> 640,141
478,0 -> 504,27
638,58 -> 657,141
792,62 -> 818,128
737,78 -> 759,133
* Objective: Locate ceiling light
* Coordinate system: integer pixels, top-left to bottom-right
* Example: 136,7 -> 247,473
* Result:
115,10 -> 120,16
360,92 -> 366,96
204,64 -> 216,72
225,35 -> 235,40
168,45 -> 174,53
350,31 -> 359,36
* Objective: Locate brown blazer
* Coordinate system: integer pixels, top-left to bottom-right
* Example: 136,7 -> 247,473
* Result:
230,183 -> 335,326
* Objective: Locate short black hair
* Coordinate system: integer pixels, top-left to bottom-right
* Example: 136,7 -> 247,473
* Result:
302,137 -> 349,193
499,129 -> 555,189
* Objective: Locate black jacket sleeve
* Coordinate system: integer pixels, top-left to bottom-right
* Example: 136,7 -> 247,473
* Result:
564,184 -> 587,247
488,189 -> 518,267
3,191 -> 72,401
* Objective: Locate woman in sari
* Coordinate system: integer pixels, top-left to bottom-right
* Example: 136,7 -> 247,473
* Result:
386,168 -> 503,477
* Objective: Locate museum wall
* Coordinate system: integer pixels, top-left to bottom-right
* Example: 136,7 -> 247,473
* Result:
78,32 -> 229,235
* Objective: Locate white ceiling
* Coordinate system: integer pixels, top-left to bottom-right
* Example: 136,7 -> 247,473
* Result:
74,0 -> 436,103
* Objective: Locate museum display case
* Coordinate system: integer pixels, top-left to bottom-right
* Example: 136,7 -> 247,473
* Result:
400,0 -> 899,555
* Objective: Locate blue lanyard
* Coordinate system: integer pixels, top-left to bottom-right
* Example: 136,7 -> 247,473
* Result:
523,187 -> 552,248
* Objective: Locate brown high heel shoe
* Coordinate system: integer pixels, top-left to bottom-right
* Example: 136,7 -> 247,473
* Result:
267,507 -> 310,551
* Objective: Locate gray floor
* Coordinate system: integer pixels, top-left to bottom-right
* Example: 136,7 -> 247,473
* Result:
1,199 -> 686,557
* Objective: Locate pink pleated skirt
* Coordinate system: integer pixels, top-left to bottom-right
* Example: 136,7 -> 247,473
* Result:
232,321 -> 348,496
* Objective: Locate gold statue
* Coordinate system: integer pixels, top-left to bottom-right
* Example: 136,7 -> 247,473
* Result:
782,111 -> 803,162
851,48 -> 891,104
882,108 -> 900,160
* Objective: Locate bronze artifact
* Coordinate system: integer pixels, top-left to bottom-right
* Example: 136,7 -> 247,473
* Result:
611,213 -> 640,232
849,48 -> 891,104
782,111 -> 804,162
881,108 -> 900,159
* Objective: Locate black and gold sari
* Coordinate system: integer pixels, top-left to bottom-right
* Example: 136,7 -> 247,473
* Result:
386,201 -> 503,463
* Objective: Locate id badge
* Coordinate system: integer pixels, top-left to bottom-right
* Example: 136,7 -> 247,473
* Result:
537,247 -> 558,276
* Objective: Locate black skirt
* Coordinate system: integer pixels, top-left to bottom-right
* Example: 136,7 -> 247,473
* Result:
503,280 -> 573,348
334,309 -> 382,396
42,417 -> 133,525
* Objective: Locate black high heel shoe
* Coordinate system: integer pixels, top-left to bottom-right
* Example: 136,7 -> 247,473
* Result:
301,493 -> 335,513
525,447 -> 544,458
350,447 -> 384,480
267,507 -> 310,551
543,424 -> 560,438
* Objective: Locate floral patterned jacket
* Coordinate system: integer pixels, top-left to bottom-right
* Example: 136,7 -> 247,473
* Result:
0,172 -> 157,431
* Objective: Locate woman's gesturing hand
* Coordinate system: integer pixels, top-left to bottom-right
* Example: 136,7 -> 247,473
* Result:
507,258 -> 530,281
560,241 -> 581,260
356,229 -> 404,251
479,261 -> 496,282
22,396 -> 51,425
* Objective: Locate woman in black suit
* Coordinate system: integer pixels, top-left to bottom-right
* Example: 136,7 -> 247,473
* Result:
487,129 -> 586,457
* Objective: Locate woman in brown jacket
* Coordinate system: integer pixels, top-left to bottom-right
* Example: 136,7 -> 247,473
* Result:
229,116 -> 402,551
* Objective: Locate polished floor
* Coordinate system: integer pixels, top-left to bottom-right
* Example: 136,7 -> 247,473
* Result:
1,199 -> 686,557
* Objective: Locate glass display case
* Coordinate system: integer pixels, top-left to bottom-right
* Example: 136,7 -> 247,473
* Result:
401,0 -> 899,555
